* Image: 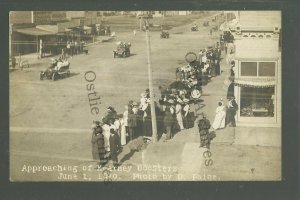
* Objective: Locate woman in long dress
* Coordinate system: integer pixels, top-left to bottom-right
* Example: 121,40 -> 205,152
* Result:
102,123 -> 111,152
212,101 -> 226,130
120,105 -> 128,145
175,99 -> 184,131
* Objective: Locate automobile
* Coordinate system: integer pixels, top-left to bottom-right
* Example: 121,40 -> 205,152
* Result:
191,24 -> 199,31
203,21 -> 209,27
113,42 -> 131,58
168,80 -> 202,101
160,30 -> 169,38
212,26 -> 218,31
40,58 -> 70,81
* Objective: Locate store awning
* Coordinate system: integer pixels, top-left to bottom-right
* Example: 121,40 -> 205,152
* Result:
15,27 -> 55,36
234,78 -> 276,88
65,28 -> 72,32
36,25 -> 58,34
83,26 -> 92,30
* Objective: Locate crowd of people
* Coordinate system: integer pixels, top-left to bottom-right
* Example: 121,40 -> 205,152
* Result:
91,30 -> 238,168
176,44 -> 222,89
90,85 -> 198,168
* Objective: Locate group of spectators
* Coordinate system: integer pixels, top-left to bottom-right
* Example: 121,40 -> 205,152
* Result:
62,40 -> 87,57
90,85 -> 198,168
90,32 -> 237,168
176,43 -> 222,89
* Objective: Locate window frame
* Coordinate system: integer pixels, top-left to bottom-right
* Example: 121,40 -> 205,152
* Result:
239,60 -> 277,78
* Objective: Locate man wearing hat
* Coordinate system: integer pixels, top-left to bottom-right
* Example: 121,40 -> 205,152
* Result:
109,128 -> 121,169
128,102 -> 138,141
102,106 -> 117,125
226,96 -> 238,127
197,113 -> 211,149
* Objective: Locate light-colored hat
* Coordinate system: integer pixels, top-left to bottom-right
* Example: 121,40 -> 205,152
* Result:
183,98 -> 190,103
167,99 -> 175,104
177,98 -> 184,104
132,102 -> 139,106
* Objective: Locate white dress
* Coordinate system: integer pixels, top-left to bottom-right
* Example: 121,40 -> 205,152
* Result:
212,105 -> 226,130
102,124 -> 111,151
176,104 -> 184,130
120,118 -> 127,145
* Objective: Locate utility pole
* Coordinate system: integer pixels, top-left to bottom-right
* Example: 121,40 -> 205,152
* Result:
139,17 -> 142,31
144,18 -> 158,143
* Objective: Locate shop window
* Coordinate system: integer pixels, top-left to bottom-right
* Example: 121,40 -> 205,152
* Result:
241,62 -> 257,76
240,87 -> 275,117
241,61 -> 276,77
258,62 -> 275,76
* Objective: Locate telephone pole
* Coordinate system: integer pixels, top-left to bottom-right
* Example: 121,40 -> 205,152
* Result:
144,18 -> 158,143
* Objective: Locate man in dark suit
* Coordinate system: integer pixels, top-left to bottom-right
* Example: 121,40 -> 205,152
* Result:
226,96 -> 238,127
109,128 -> 121,169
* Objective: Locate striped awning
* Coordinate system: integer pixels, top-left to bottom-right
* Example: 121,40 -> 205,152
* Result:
234,78 -> 276,88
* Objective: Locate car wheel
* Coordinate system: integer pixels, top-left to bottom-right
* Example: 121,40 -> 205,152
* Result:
52,73 -> 58,81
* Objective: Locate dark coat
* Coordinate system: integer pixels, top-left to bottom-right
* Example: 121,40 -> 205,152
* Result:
198,118 -> 211,133
227,82 -> 235,100
228,99 -> 238,115
143,106 -> 153,137
128,111 -> 138,128
163,110 -> 175,128
102,110 -> 117,125
109,133 -> 121,154
91,126 -> 105,161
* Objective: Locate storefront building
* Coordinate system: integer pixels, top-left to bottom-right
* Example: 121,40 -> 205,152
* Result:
232,26 -> 281,127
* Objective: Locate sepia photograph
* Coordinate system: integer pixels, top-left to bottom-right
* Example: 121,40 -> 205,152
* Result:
9,10 -> 282,181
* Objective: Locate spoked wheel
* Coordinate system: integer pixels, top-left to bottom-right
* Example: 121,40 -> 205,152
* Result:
52,72 -> 59,81
40,73 -> 44,80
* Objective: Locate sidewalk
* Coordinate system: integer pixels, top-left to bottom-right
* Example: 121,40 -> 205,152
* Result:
142,43 -> 281,181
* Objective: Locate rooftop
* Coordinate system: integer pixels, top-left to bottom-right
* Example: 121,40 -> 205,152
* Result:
238,11 -> 281,28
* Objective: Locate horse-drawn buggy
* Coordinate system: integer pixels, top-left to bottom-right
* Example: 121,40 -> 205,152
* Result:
113,42 -> 131,58
40,57 -> 70,81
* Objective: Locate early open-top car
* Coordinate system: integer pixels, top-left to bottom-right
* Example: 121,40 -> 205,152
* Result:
40,58 -> 70,81
160,30 -> 169,38
191,24 -> 199,31
168,80 -> 202,101
113,42 -> 131,58
203,21 -> 209,27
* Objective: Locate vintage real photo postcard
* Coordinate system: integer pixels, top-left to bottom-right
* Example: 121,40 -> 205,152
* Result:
9,11 -> 281,181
